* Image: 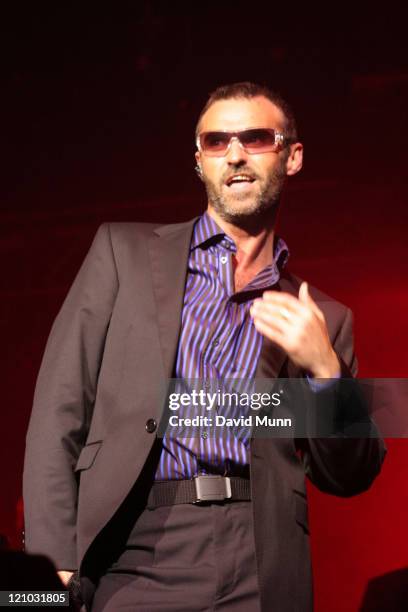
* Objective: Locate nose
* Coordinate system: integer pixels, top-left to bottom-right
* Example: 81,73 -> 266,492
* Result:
225,136 -> 248,165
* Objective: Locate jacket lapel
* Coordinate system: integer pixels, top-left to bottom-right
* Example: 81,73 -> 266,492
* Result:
148,217 -> 198,378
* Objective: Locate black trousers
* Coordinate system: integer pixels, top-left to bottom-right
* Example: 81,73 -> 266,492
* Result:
91,500 -> 261,611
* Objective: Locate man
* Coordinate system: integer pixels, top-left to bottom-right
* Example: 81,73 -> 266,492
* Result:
23,82 -> 385,611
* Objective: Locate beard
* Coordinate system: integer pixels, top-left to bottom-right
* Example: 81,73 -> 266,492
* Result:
203,159 -> 287,225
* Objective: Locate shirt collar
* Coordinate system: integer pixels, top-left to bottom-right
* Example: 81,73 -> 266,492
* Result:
190,211 -> 225,249
191,211 -> 289,272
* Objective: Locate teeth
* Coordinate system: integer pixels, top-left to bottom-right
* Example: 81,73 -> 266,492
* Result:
229,175 -> 253,184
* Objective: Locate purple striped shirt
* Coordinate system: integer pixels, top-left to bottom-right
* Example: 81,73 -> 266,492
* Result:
155,212 -> 289,480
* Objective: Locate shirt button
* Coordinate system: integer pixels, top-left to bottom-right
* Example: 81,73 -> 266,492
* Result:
220,256 -> 228,264
145,418 -> 157,433
201,431 -> 208,439
212,339 -> 219,347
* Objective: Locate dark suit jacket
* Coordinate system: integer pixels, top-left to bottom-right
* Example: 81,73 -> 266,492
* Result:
23,219 -> 386,611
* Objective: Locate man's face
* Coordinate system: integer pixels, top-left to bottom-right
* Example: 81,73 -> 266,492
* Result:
195,96 -> 301,224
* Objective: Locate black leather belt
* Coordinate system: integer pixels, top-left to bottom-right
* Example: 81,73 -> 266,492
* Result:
147,475 -> 251,508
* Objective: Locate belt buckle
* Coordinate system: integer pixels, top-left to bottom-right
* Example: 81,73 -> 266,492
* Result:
193,475 -> 232,503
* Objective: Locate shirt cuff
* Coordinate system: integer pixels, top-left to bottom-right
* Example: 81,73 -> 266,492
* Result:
306,372 -> 341,392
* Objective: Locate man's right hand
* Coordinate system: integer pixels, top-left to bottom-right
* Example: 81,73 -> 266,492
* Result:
57,570 -> 74,586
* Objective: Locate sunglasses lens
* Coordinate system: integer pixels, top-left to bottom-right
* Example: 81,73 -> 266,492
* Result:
199,129 -> 279,156
200,132 -> 231,155
240,129 -> 276,152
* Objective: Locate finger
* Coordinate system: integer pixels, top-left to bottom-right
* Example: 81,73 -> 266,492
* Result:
251,310 -> 292,341
260,291 -> 309,318
298,281 -> 309,304
251,301 -> 296,326
298,282 -> 324,321
252,316 -> 287,346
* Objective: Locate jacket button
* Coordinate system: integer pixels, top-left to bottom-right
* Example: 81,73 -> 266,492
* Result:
145,418 -> 157,433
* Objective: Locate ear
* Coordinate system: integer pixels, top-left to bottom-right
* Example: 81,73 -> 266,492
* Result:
286,142 -> 303,176
194,150 -> 204,180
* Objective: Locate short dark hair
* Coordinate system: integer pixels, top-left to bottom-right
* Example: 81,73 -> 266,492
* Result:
195,81 -> 298,142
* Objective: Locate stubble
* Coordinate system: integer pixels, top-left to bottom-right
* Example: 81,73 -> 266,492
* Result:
203,160 -> 287,226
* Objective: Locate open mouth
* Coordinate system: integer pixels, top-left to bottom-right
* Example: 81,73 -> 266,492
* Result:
226,173 -> 256,187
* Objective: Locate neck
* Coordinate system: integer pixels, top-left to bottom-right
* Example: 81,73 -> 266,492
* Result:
206,206 -> 276,268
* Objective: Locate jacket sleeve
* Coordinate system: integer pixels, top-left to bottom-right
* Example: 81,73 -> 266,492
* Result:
296,308 -> 387,496
23,223 -> 119,569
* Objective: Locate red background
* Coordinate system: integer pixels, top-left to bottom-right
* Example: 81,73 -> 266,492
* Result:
1,4 -> 407,610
